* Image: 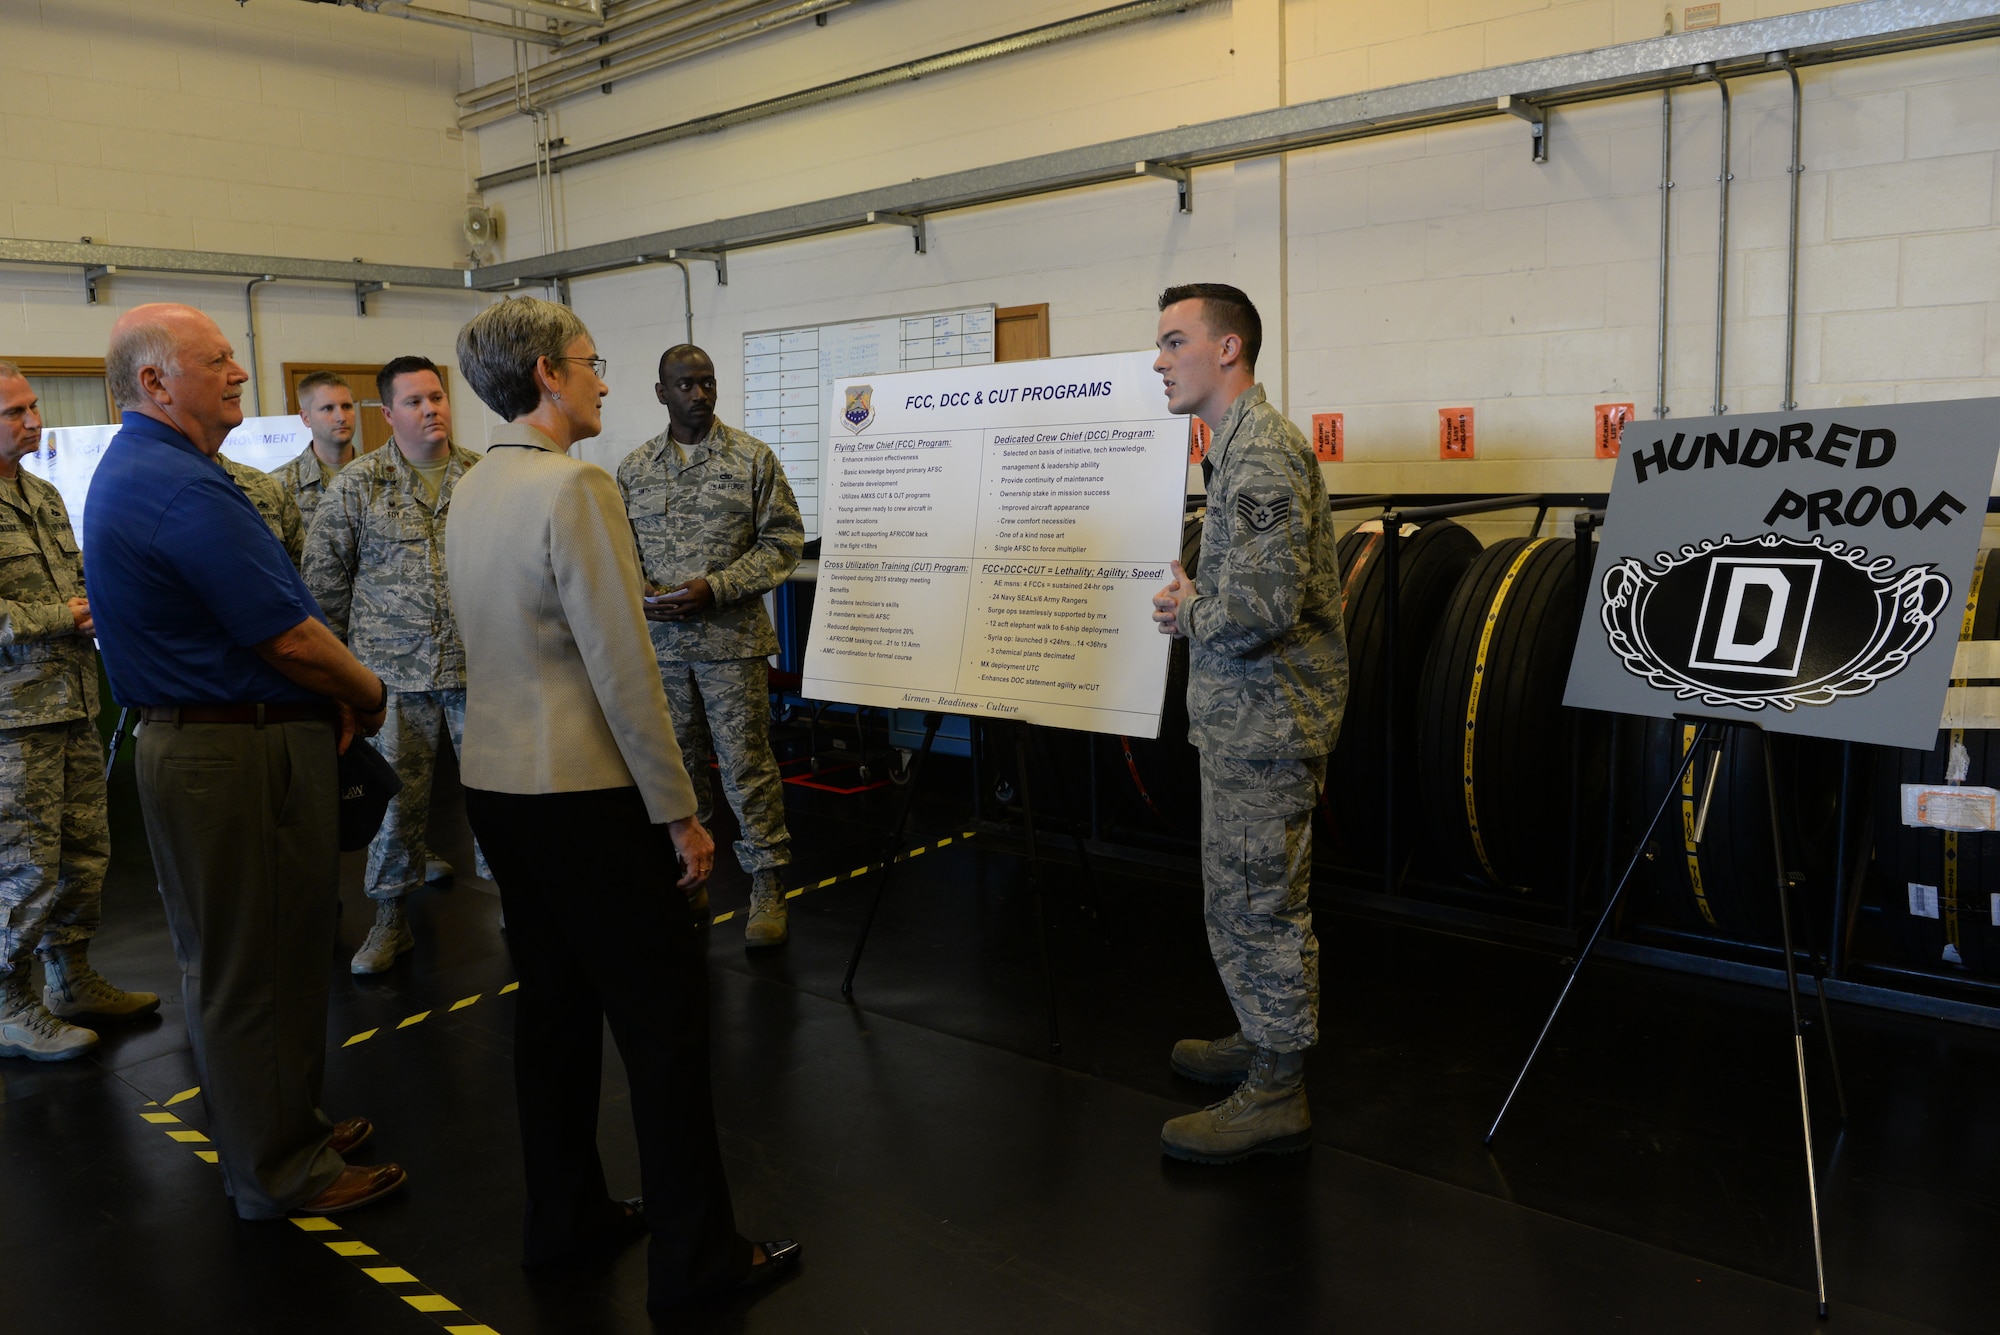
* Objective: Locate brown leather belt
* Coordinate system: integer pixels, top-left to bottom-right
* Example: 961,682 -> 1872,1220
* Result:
140,704 -> 336,726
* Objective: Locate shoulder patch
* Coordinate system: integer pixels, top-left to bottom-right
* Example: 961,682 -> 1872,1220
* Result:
1235,492 -> 1291,533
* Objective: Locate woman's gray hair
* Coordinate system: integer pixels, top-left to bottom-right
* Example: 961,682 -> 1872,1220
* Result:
106,315 -> 181,409
456,296 -> 591,422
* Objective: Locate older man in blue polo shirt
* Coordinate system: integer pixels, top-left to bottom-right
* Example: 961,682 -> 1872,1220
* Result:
86,303 -> 407,1220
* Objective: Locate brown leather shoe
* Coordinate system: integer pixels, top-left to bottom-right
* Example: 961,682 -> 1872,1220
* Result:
295,1163 -> 407,1216
328,1117 -> 373,1157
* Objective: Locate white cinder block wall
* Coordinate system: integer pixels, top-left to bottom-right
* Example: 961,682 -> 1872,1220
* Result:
466,0 -> 2000,540
0,0 -> 494,442
4,0 -> 1997,498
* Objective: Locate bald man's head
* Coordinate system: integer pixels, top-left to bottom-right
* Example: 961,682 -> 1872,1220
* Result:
107,304 -> 215,409
107,302 -> 248,453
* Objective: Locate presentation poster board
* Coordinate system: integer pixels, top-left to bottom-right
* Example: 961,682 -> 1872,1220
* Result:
1563,400 -> 2000,749
802,350 -> 1185,737
743,305 -> 995,540
23,416 -> 312,548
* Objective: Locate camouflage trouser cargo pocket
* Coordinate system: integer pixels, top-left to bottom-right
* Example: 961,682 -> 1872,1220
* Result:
365,688 -> 490,898
1198,752 -> 1326,1052
659,657 -> 792,873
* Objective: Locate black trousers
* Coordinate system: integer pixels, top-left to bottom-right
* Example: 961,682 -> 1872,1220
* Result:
464,785 -> 749,1309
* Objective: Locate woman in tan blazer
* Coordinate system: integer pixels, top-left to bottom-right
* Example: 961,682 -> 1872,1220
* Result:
446,297 -> 797,1313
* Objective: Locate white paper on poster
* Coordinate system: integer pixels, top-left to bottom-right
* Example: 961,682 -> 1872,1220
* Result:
20,424 -> 119,547
218,417 -> 311,473
802,350 -> 1186,738
20,416 -> 308,548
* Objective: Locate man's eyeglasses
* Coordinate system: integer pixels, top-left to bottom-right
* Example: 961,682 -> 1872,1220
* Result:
553,356 -> 609,377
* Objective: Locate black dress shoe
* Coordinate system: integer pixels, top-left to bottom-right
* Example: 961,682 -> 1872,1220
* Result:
737,1239 -> 800,1294
524,1198 -> 647,1268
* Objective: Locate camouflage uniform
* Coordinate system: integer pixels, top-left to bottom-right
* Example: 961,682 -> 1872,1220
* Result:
1184,385 -> 1347,1053
272,445 -> 343,536
219,454 -> 305,568
616,422 -> 802,873
0,472 -> 107,979
303,442 -> 488,899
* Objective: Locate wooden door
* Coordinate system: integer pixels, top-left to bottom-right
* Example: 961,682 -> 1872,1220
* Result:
994,304 -> 1050,362
282,362 -> 451,455
1,356 -> 115,426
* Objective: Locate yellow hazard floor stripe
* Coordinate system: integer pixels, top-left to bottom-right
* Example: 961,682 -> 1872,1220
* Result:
134,1099 -> 499,1334
335,831 -> 978,1050
1462,540 -> 1552,886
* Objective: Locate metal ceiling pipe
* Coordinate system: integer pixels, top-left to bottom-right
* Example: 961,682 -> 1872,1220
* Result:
476,0 -> 1222,189
244,275 -> 275,417
479,0 -> 605,26
461,0 -> 853,129
346,1 -> 562,47
1774,52 -> 1805,411
1697,62 -> 1732,416
556,0 -> 713,49
664,258 -> 694,346
458,0 -> 793,110
1654,90 -> 1673,419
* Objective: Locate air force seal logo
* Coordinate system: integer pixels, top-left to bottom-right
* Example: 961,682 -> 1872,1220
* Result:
841,385 -> 875,433
1599,532 -> 1951,712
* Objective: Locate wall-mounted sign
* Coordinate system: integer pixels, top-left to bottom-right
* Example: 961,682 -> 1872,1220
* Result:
1564,401 -> 2000,749
1188,416 -> 1212,465
1439,406 -> 1474,460
1595,403 -> 1635,459
1312,412 -> 1344,462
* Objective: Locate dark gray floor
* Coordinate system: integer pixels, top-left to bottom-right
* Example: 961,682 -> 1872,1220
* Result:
2,740 -> 1992,1334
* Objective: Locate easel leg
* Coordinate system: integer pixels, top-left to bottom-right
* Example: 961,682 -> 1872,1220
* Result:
1790,868 -> 1848,1122
1486,721 -> 1712,1145
1013,729 -> 1061,1054
840,712 -> 943,999
1762,732 -> 1832,1320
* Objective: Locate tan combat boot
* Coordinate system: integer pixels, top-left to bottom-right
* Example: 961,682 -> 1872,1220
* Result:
745,871 -> 788,948
351,900 -> 415,975
0,970 -> 98,1061
1160,1047 -> 1311,1164
40,943 -> 160,1021
1169,1030 -> 1256,1086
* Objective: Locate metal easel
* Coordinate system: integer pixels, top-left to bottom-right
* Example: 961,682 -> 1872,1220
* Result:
1485,714 -> 1847,1319
841,713 -> 1098,1054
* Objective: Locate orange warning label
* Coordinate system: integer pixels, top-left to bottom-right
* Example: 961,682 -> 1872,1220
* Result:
1438,407 -> 1474,460
1594,403 -> 1636,459
1188,417 -> 1212,465
1311,413 -> 1344,462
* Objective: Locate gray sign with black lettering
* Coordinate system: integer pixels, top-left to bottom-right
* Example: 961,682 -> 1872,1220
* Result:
1564,399 -> 2000,749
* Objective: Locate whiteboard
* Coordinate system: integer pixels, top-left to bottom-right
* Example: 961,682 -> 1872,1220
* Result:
22,416 -> 311,548
742,305 -> 995,539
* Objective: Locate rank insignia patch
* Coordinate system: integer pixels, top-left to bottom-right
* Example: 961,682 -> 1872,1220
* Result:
1236,493 -> 1291,533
